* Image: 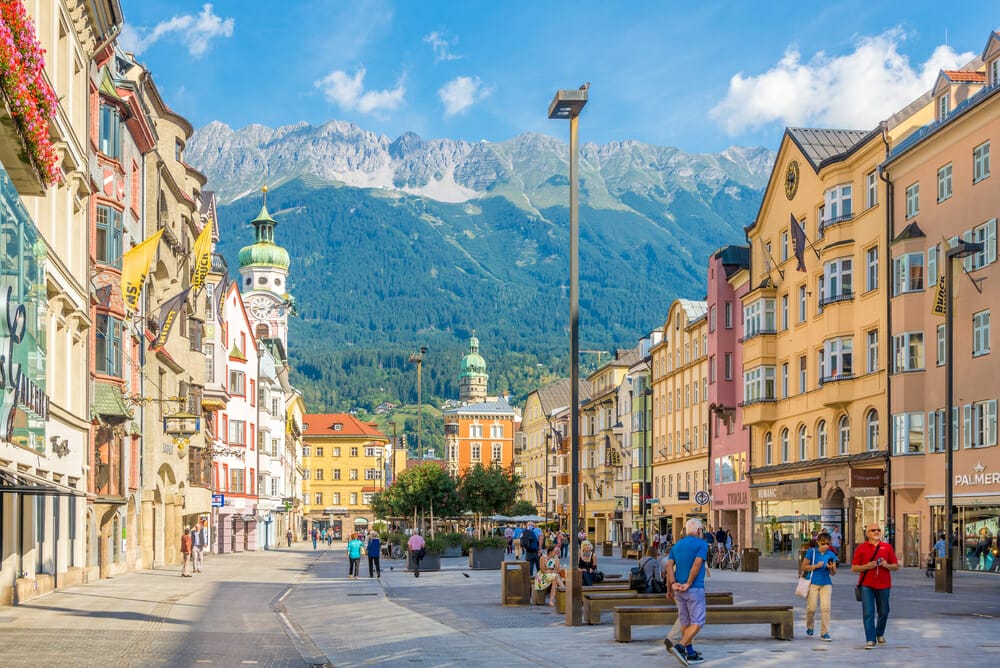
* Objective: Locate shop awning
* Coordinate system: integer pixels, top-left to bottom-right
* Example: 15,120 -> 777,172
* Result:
353,518 -> 369,525
0,469 -> 85,496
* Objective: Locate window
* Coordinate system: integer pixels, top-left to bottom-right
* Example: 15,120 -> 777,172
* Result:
823,337 -> 853,380
798,285 -> 807,322
780,429 -> 789,463
743,366 -> 776,404
302,468 -> 310,480
349,469 -> 358,480
934,324 -> 945,367
781,363 -> 788,399
96,316 -> 123,376
992,59 -> 1000,86
781,294 -> 788,330
333,492 -> 341,504
764,432 -> 773,465
229,468 -> 245,493
968,219 -> 997,270
892,413 -> 924,455
893,253 -> 924,295
709,356 -> 716,383
973,310 -> 991,356
838,415 -> 851,454
893,332 -> 924,372
229,370 -> 246,396
974,141 -> 991,183
98,105 -> 122,159
905,182 -> 919,218
866,170 -> 878,209
866,410 -> 879,451
350,447 -> 358,456
365,468 -> 381,480
492,443 -> 502,460
96,205 -> 124,267
333,469 -> 341,480
314,468 -> 323,480
866,330 -> 879,373
470,424 -> 483,438
798,356 -> 807,394
471,444 -> 481,460
709,305 -> 716,332
333,447 -> 341,456
865,247 -> 878,292
797,425 -> 807,460
302,446 -> 311,457
937,164 -> 953,202
780,231 -> 789,262
968,400 -> 998,448
743,298 -> 776,337
724,353 -> 733,381
350,492 -> 358,505
228,420 -> 245,445
365,446 -> 380,457
938,93 -> 950,121
817,420 -> 828,458
822,258 -> 853,304
363,492 -> 374,505
824,184 -> 853,225
724,302 -> 733,328
315,447 -> 324,457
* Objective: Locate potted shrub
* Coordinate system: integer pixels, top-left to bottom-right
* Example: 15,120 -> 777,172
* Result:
468,536 -> 507,570
440,532 -> 464,558
408,536 -> 443,572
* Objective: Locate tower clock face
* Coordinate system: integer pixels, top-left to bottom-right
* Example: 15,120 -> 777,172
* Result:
784,160 -> 800,200
249,296 -> 275,320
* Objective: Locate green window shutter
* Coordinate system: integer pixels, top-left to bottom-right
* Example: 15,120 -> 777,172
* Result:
963,404 -> 972,448
988,400 -> 998,447
928,412 -> 936,453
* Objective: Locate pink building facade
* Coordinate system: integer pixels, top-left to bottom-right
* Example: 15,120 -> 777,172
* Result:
707,246 -> 752,548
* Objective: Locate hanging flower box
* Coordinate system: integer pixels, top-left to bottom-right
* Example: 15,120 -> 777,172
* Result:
0,0 -> 61,193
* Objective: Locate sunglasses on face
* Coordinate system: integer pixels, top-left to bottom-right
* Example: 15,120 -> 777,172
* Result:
868,529 -> 881,533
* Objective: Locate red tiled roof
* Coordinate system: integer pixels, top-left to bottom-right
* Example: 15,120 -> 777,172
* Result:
944,70 -> 987,83
303,413 -> 387,438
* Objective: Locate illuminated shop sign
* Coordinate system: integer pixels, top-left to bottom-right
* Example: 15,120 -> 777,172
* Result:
955,462 -> 1000,487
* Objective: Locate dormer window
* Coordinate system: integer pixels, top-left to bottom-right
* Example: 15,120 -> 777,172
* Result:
333,423 -> 342,431
938,93 -> 950,121
990,59 -> 1000,87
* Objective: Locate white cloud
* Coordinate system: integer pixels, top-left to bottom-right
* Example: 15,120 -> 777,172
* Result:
423,31 -> 462,62
712,29 -> 976,134
119,3 -> 234,58
315,67 -> 406,114
438,76 -> 492,116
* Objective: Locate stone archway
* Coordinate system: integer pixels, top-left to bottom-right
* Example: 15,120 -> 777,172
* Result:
822,486 -> 846,556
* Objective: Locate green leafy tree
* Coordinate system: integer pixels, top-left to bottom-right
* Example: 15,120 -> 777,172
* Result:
506,499 -> 539,516
458,464 -> 522,535
370,463 -> 461,528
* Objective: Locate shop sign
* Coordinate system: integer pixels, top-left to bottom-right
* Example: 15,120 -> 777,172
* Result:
323,507 -> 349,516
851,468 -> 884,489
955,462 -> 1000,487
751,480 -> 820,501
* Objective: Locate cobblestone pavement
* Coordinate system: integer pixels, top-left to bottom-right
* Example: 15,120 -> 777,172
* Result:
1,543 -> 998,667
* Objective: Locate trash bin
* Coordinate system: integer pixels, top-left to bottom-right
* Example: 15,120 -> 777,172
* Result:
742,547 -> 760,572
602,541 -> 613,557
501,560 -> 530,605
934,557 -> 952,593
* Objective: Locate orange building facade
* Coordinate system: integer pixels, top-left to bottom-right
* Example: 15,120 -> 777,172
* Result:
443,398 -> 517,476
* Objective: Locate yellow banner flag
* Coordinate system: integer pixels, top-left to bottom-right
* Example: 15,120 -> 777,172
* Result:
190,219 -> 213,292
931,279 -> 947,317
121,228 -> 164,312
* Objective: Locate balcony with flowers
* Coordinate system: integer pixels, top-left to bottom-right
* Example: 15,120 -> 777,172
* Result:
0,0 -> 61,195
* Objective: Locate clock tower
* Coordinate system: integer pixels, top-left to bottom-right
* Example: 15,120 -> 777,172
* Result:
239,187 -> 293,350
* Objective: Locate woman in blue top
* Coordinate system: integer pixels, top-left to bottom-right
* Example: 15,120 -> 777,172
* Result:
367,532 -> 382,578
347,533 -> 363,579
800,531 -> 838,640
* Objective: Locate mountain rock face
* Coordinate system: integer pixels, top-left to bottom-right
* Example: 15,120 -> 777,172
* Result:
189,119 -> 775,411
188,120 -> 774,207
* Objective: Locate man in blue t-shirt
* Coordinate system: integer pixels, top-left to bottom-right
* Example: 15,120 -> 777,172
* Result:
801,531 -> 838,640
665,518 -> 709,665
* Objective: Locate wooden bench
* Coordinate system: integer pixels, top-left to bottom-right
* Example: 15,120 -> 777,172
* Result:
623,548 -> 641,560
584,591 -> 734,625
530,586 -> 549,605
554,582 -> 631,613
613,605 -> 794,642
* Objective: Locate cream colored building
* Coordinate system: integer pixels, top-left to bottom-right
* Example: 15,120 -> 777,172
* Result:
650,300 -> 710,539
519,378 -> 581,522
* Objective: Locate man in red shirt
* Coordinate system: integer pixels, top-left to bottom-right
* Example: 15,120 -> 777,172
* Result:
851,523 -> 899,649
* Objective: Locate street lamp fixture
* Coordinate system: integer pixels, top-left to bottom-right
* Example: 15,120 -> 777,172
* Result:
942,239 -> 983,594
409,346 -> 427,460
548,84 -> 588,627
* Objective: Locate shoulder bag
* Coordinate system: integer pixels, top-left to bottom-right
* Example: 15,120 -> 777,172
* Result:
854,543 -> 881,602
795,549 -> 816,598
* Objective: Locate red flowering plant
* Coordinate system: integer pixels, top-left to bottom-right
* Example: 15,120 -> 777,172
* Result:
0,0 -> 61,186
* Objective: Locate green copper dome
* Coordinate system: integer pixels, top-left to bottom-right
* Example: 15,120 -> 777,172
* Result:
459,334 -> 487,377
238,203 -> 290,270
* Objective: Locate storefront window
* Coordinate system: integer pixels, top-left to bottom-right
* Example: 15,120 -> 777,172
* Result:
932,505 -> 1000,572
754,499 -> 821,558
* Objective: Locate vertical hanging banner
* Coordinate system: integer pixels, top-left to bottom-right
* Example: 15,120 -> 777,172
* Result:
120,229 -> 164,312
149,287 -> 192,351
190,219 -> 213,292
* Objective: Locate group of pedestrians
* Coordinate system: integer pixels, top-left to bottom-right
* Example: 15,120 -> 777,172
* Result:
179,519 -> 207,577
346,531 -> 384,579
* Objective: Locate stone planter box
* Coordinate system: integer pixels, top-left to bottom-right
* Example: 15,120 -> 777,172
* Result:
407,551 -> 441,572
442,544 -> 462,558
469,546 -> 505,570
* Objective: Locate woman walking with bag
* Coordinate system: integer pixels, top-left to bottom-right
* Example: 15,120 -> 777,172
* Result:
347,532 -> 363,579
799,531 -> 838,641
851,524 -> 899,649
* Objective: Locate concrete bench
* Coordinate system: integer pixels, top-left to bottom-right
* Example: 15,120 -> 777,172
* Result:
530,586 -> 549,605
613,604 -> 794,643
584,591 -> 734,625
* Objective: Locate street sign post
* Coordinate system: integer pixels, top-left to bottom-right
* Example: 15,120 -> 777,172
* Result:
694,490 -> 710,506
211,494 -> 224,507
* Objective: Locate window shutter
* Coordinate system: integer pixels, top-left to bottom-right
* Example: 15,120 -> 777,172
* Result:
963,231 -> 974,271
988,219 -> 997,264
989,400 -> 998,447
928,412 -> 936,453
928,245 -> 938,286
952,406 -> 959,451
963,404 -> 972,448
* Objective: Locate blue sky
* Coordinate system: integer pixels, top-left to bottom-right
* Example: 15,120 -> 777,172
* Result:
119,1 -> 997,152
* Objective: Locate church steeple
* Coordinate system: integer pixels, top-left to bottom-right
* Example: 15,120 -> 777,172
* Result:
459,331 -> 488,404
240,186 -> 293,351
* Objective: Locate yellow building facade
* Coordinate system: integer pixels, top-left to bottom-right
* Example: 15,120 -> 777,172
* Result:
301,414 -> 390,539
650,300 -> 710,539
744,128 -> 889,559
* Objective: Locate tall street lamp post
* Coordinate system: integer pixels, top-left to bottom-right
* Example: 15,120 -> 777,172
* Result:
549,84 -> 588,626
409,347 -> 427,460
642,386 -> 652,540
943,240 -> 983,594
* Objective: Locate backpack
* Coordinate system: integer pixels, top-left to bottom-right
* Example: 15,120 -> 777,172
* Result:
521,529 -> 539,553
629,563 -> 648,592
